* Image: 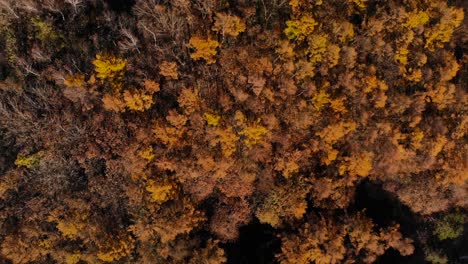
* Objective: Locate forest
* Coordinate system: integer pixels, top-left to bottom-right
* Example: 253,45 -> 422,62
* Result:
0,0 -> 466,263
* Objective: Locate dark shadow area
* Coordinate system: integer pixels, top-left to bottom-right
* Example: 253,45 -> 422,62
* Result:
353,180 -> 427,263
354,182 -> 468,264
353,180 -> 418,229
350,13 -> 363,27
223,219 -> 280,264
377,248 -> 427,264
105,0 -> 135,13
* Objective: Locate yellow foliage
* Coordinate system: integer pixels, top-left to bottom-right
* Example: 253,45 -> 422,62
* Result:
146,180 -> 176,204
322,144 -> 339,165
93,54 -> 126,81
429,135 -> 447,157
56,221 -> 81,239
379,80 -> 388,91
339,151 -> 374,177
65,254 -> 81,264
403,11 -> 430,29
97,237 -> 133,262
312,90 -> 330,111
284,14 -> 318,41
405,68 -> 422,82
365,76 -> 378,92
307,34 -> 328,64
208,127 -> 239,157
47,210 -> 87,240
159,61 -> 178,80
38,239 -> 52,249
139,146 -> 155,161
351,0 -> 367,9
64,74 -> 86,88
102,80 -> 160,112
317,122 -> 357,145
239,121 -> 269,147
123,89 -> 154,111
364,75 -> 385,93
289,0 -> 300,8
189,36 -> 220,64
213,13 -> 246,37
277,160 -> 300,178
153,123 -> 186,147
425,7 -> 464,51
395,47 -> 409,65
205,112 -> 221,126
330,98 -> 348,114
427,83 -> 456,110
411,129 -> 424,149
15,152 -> 42,168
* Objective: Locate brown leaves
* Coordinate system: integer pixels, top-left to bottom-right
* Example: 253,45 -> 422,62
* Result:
1,0 -> 466,263
255,178 -> 311,228
178,87 -> 200,114
210,198 -> 251,241
159,61 -> 179,80
247,75 -> 266,96
212,13 -> 246,37
277,212 -> 414,264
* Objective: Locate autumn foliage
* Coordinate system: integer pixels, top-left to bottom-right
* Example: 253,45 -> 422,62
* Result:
0,0 -> 466,263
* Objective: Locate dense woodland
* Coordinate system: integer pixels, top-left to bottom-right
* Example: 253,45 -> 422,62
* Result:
0,0 -> 467,263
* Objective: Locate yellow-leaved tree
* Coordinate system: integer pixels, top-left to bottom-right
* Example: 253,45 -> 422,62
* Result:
189,36 -> 220,64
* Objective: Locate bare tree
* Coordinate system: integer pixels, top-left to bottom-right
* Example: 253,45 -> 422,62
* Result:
119,28 -> 140,53
65,0 -> 83,14
17,58 -> 40,77
16,0 -> 39,14
134,1 -> 188,42
43,0 -> 64,18
192,0 -> 216,19
0,0 -> 19,19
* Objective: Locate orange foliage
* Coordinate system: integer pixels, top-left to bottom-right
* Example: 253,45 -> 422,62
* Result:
277,212 -> 414,264
159,61 -> 178,80
189,36 -> 220,64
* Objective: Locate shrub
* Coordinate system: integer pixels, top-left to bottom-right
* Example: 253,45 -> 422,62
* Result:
434,211 -> 465,240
